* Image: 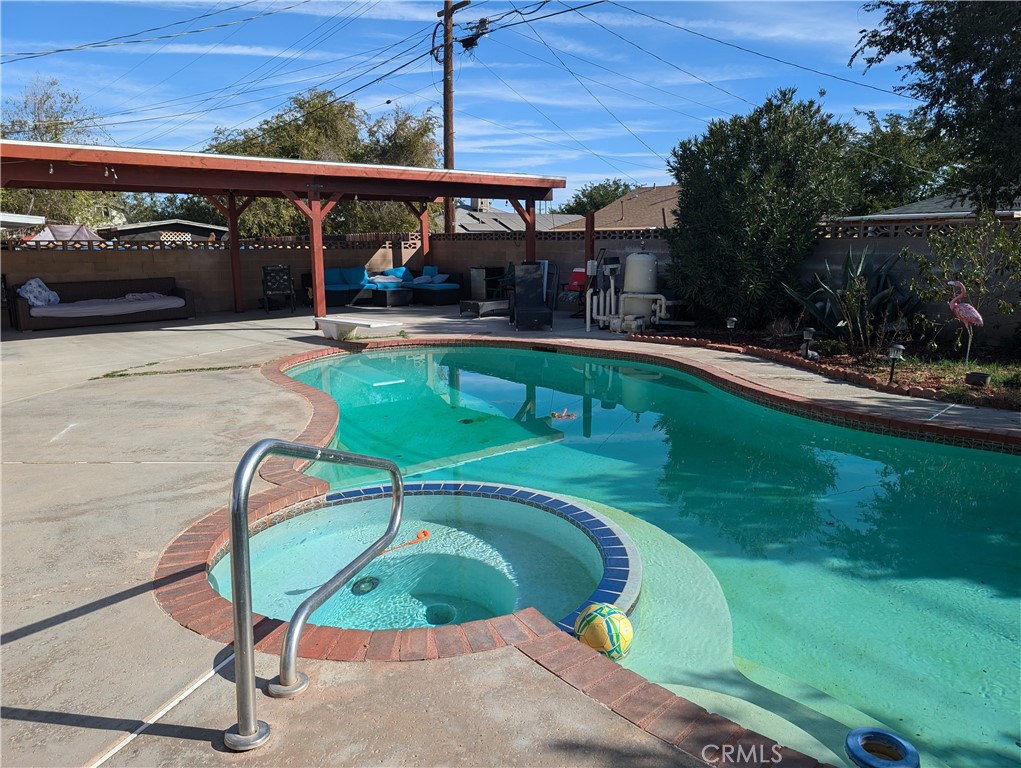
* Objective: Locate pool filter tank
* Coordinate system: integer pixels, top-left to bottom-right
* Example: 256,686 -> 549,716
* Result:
620,252 -> 658,327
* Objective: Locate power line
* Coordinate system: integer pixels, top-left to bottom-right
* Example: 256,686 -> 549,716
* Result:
610,1 -> 918,102
476,58 -> 643,183
511,3 -> 666,164
1,0 -> 314,64
566,3 -> 754,107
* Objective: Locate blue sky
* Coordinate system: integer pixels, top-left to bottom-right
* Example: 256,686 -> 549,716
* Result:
1,1 -> 914,208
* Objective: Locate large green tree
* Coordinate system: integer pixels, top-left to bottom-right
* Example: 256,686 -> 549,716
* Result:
847,110 -> 952,215
666,88 -> 854,326
200,90 -> 440,237
552,178 -> 636,215
0,77 -> 122,227
851,1 -> 1021,208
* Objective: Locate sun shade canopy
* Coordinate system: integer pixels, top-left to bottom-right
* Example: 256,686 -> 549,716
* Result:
0,140 -> 564,203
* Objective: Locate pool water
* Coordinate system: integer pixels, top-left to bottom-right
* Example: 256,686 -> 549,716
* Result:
210,494 -> 604,629
290,346 -> 1020,766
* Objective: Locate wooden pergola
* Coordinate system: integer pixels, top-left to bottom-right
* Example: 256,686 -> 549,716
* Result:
0,140 -> 565,318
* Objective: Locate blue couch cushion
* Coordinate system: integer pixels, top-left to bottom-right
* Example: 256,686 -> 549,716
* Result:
323,266 -> 369,290
417,265 -> 458,289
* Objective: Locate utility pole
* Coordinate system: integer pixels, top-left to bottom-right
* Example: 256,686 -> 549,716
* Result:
438,0 -> 470,234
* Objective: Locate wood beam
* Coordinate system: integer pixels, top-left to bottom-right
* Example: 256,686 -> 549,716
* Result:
284,190 -> 338,322
404,201 -> 431,266
509,198 -> 537,262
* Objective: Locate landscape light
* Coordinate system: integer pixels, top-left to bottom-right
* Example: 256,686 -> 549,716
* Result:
887,343 -> 905,384
802,327 -> 815,359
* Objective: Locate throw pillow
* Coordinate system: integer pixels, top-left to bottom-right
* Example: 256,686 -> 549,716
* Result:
412,275 -> 433,284
431,274 -> 449,284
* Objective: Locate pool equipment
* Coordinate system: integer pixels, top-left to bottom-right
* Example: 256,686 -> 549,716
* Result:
844,728 -> 920,768
586,251 -> 683,334
574,602 -> 634,660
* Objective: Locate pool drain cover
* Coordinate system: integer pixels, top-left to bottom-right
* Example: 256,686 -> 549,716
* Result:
351,576 -> 380,595
425,603 -> 457,625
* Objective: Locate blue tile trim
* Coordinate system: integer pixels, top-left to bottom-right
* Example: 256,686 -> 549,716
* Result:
319,480 -> 643,625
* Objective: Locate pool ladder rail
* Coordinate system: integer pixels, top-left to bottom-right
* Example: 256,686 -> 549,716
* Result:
223,438 -> 404,752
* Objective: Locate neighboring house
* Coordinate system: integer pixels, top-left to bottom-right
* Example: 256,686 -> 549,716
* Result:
439,198 -> 583,233
97,219 -> 229,243
553,185 -> 680,230
839,194 -> 1021,223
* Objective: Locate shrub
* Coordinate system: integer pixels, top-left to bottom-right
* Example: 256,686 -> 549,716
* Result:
783,245 -> 922,360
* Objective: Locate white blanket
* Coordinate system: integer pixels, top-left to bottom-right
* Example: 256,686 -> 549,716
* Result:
30,294 -> 186,318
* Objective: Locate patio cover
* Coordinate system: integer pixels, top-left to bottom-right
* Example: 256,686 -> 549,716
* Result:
0,140 -> 565,318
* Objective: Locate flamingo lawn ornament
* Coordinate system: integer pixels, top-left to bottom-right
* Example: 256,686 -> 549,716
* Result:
948,280 -> 984,365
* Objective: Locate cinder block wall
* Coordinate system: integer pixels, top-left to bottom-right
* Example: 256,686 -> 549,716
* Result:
3,225 -> 1016,343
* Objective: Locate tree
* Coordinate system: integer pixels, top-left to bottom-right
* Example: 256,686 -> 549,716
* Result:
665,88 -> 854,326
0,77 -> 122,226
199,90 -> 440,237
552,178 -> 636,215
847,110 -> 953,215
851,1 -> 1021,209
346,104 -> 441,233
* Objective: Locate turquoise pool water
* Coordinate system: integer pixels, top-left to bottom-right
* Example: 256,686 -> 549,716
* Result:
210,491 -> 609,629
290,346 -> 1020,766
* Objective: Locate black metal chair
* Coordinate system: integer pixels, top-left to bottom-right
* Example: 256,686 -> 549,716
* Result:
262,265 -> 296,313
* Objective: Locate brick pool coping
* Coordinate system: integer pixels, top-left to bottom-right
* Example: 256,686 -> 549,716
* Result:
158,334 -> 1006,767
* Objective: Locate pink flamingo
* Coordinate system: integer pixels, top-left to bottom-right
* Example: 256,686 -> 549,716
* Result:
948,280 -> 983,365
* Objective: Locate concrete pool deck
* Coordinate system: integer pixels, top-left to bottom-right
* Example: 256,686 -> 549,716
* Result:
2,305 -> 1017,768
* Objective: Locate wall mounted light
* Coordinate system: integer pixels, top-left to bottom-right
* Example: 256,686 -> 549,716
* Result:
887,343 -> 905,384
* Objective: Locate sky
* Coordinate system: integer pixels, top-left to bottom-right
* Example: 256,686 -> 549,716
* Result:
0,0 -> 916,209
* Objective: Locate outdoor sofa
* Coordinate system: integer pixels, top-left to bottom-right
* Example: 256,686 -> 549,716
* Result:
11,276 -> 195,331
303,266 -> 463,307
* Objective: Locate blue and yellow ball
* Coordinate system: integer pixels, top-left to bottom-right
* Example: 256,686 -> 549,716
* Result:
573,602 -> 633,660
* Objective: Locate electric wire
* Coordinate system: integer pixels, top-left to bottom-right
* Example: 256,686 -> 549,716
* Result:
1,0 -> 315,63
564,3 -> 754,107
511,2 -> 666,163
476,58 -> 643,183
131,1 -> 388,146
610,0 -> 918,101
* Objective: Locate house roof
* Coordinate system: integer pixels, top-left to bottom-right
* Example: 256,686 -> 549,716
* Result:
442,204 -> 583,233
553,185 -> 680,230
846,194 -> 1021,220
99,219 -> 229,234
0,212 -> 46,230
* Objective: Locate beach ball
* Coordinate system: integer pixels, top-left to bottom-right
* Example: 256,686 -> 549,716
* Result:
574,602 -> 633,660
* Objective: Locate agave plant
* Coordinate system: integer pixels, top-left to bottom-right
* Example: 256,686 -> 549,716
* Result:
783,245 -> 922,359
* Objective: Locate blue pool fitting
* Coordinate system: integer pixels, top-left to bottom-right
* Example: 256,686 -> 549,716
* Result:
845,727 -> 920,768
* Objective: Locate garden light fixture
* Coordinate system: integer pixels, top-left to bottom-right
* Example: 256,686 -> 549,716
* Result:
726,317 -> 737,344
802,327 -> 815,359
887,343 -> 905,384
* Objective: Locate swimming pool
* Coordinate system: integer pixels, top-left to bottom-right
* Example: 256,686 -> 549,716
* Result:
208,483 -> 641,631
289,345 -> 1020,766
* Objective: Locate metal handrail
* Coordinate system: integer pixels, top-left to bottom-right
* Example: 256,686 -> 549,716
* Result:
223,438 -> 403,752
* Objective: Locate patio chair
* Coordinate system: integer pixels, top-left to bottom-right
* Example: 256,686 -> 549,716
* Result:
512,262 -> 553,331
262,264 -> 296,313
